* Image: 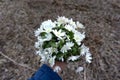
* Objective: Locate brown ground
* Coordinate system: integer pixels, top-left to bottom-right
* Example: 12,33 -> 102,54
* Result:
0,0 -> 120,80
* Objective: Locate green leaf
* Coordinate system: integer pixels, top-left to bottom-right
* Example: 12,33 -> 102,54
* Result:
56,52 -> 63,60
69,31 -> 74,40
40,32 -> 46,37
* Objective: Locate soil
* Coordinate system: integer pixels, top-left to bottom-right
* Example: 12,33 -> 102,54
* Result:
0,0 -> 120,80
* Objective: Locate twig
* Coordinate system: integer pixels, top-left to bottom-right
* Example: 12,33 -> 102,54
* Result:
0,52 -> 36,71
84,63 -> 87,80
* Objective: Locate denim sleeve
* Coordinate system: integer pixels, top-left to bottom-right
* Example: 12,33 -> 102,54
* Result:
28,64 -> 62,80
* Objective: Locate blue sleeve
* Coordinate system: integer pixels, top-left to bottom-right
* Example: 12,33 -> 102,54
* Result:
28,64 -> 62,80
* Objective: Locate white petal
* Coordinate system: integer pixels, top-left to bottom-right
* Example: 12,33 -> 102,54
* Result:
41,20 -> 55,33
76,67 -> 84,73
74,31 -> 85,45
76,21 -> 85,29
54,66 -> 61,73
80,44 -> 89,56
68,55 -> 80,61
34,28 -> 43,37
60,42 -> 74,53
52,29 -> 66,39
65,24 -> 75,31
85,53 -> 92,63
57,16 -> 69,24
49,56 -> 56,67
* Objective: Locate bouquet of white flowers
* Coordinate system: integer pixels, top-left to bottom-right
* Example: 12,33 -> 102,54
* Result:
34,16 -> 92,68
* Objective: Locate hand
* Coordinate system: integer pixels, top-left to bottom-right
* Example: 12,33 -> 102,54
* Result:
53,61 -> 67,75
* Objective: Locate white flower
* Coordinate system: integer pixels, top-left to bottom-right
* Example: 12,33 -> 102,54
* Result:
34,16 -> 92,67
52,48 -> 58,53
68,19 -> 77,29
37,37 -> 44,47
54,66 -> 61,73
85,52 -> 92,63
74,31 -> 85,45
49,56 -> 56,67
66,42 -> 74,49
60,46 -> 67,53
34,28 -> 43,37
38,48 -> 54,63
76,67 -> 84,74
38,47 -> 54,63
52,29 -> 66,39
57,16 -> 69,24
44,47 -> 58,55
61,42 -> 74,53
41,20 -> 55,33
80,44 -> 89,56
44,47 -> 53,54
38,33 -> 52,42
76,21 -> 85,29
36,50 -> 46,62
59,56 -> 64,62
68,55 -> 80,61
36,50 -> 41,55
35,42 -> 40,48
66,35 -> 70,41
40,54 -> 46,62
80,44 -> 92,63
44,33 -> 52,41
65,24 -> 75,32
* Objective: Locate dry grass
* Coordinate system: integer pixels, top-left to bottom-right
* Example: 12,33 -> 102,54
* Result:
0,0 -> 120,80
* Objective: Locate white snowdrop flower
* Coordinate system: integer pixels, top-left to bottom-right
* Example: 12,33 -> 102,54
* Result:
80,44 -> 92,63
38,33 -> 52,42
76,21 -> 85,29
68,55 -> 80,61
44,33 -> 52,41
65,24 -> 75,32
36,34 -> 52,48
52,29 -> 66,39
54,66 -> 61,73
57,16 -> 69,24
35,28 -> 41,37
54,21 -> 60,27
59,56 -> 64,62
68,19 -> 77,29
40,54 -> 46,62
49,56 -> 56,67
35,37 -> 44,48
36,50 -> 46,62
76,67 -> 84,74
66,35 -> 70,41
37,36 -> 45,44
34,16 -> 92,69
35,42 -> 40,48
85,52 -> 92,63
43,49 -> 48,55
36,42 -> 43,49
34,27 -> 45,37
44,47 -> 53,54
37,36 -> 42,40
66,42 -> 74,49
40,49 -> 53,63
60,45 -> 68,53
61,42 -> 74,53
80,44 -> 89,56
52,48 -> 58,53
36,50 -> 41,55
41,20 -> 55,33
74,31 -> 85,45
